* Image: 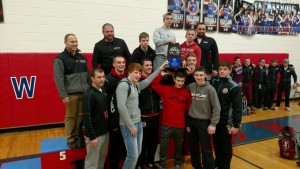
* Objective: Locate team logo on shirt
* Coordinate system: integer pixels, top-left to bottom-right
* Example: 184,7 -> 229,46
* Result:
222,88 -> 229,94
142,122 -> 147,127
114,47 -> 120,50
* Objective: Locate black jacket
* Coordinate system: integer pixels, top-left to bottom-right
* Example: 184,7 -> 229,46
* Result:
242,64 -> 254,83
82,86 -> 108,140
195,36 -> 219,74
92,37 -> 131,75
138,76 -> 160,115
132,45 -> 156,64
267,65 -> 280,83
212,77 -> 242,128
252,66 -> 268,84
278,65 -> 297,84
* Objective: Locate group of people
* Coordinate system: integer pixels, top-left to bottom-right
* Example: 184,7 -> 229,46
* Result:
53,12 -> 298,169
231,57 -> 297,114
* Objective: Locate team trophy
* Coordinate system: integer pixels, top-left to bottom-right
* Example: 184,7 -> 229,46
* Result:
166,43 -> 187,71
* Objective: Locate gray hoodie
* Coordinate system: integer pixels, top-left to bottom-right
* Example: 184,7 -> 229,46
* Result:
187,81 -> 221,127
116,68 -> 161,130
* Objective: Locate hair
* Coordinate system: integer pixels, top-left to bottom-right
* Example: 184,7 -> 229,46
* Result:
234,56 -> 240,61
112,55 -> 125,63
197,22 -> 206,27
163,12 -> 173,21
102,23 -> 114,32
186,29 -> 196,35
271,58 -> 278,63
64,33 -> 76,42
194,66 -> 206,73
219,61 -> 232,70
186,53 -> 197,60
141,58 -> 152,66
91,68 -> 104,77
139,32 -> 149,41
174,71 -> 186,79
259,58 -> 265,62
127,63 -> 143,73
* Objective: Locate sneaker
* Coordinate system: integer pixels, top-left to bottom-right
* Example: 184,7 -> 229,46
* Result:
285,107 -> 291,111
274,107 -> 279,110
174,164 -> 180,169
146,163 -> 158,169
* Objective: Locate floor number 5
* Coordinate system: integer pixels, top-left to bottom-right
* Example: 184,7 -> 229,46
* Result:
60,151 -> 66,160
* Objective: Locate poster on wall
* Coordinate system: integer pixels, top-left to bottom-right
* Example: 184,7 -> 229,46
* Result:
232,0 -> 255,34
218,0 -> 234,32
0,0 -> 4,22
185,0 -> 201,29
168,0 -> 185,29
203,0 -> 218,31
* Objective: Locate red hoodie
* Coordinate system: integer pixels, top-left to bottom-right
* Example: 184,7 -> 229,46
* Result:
150,75 -> 192,128
180,41 -> 201,67
110,68 -> 126,80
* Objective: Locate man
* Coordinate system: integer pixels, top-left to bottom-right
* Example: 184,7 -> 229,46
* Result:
185,53 -> 198,85
275,59 -> 297,111
104,55 -> 127,169
212,61 -> 242,169
252,58 -> 268,110
117,62 -> 166,169
136,59 -> 160,169
151,71 -> 192,169
92,23 -> 131,75
231,56 -> 243,85
242,58 -> 255,113
195,22 -> 219,80
153,12 -> 176,70
186,67 -> 221,169
132,32 -> 156,64
264,59 -> 279,110
180,29 -> 201,67
53,34 -> 90,149
82,68 -> 109,169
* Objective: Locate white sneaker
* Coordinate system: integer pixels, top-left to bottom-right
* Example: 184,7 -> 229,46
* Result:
285,107 -> 291,111
274,107 -> 279,110
174,165 -> 180,169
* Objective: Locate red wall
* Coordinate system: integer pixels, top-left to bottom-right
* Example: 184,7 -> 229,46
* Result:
0,53 -> 288,129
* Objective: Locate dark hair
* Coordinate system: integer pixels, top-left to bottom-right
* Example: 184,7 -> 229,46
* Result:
141,58 -> 152,66
91,68 -> 104,77
127,63 -> 143,74
112,55 -> 125,63
234,57 -> 240,61
64,33 -> 76,42
139,32 -> 149,41
102,23 -> 114,32
219,61 -> 232,70
194,66 -> 206,73
271,58 -> 278,63
259,58 -> 265,62
197,22 -> 206,27
174,71 -> 186,79
163,12 -> 173,21
186,29 -> 196,35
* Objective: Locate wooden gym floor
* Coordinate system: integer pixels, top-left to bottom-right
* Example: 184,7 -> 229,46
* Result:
0,101 -> 299,169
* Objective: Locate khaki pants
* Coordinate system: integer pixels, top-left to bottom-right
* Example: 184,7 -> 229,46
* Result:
65,93 -> 83,145
84,133 -> 109,169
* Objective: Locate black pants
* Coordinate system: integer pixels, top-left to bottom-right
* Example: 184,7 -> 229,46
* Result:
276,83 -> 292,107
137,115 -> 159,165
213,123 -> 233,169
253,83 -> 266,108
108,127 -> 127,169
160,125 -> 184,168
188,118 -> 215,169
264,82 -> 277,108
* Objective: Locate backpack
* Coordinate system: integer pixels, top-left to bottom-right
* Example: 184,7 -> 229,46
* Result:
278,126 -> 300,159
109,81 -> 132,129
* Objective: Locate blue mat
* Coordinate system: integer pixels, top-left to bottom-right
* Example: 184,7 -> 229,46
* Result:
1,158 -> 41,169
234,114 -> 300,145
40,137 -> 69,154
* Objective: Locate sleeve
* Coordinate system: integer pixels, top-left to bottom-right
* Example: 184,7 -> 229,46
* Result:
209,87 -> 221,127
92,44 -> 100,68
131,48 -> 140,64
122,40 -> 132,67
292,68 -> 297,83
116,82 -> 135,130
231,86 -> 242,128
138,67 -> 162,90
211,39 -> 219,71
82,90 -> 97,140
150,74 -> 165,96
153,28 -> 169,47
53,58 -> 68,99
196,46 -> 202,67
185,90 -> 192,113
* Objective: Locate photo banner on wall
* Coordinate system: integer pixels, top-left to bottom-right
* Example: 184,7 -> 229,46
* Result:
218,0 -> 234,32
203,0 -> 218,31
232,0 -> 300,35
168,0 -> 185,29
0,0 -> 4,22
185,0 -> 201,29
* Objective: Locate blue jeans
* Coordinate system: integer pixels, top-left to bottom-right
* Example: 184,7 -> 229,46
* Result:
120,122 -> 143,169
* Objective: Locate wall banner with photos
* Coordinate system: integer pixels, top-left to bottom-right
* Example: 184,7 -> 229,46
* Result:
167,0 -> 300,35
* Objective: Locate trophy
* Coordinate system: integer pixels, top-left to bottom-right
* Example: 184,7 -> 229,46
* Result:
166,43 -> 187,71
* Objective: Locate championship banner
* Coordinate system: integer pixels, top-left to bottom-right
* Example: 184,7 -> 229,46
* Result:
184,0 -> 201,29
203,0 -> 218,31
168,0 -> 185,29
0,0 -> 4,22
218,0 -> 234,32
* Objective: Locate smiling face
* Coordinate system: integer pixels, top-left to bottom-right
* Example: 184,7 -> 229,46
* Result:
142,60 -> 153,76
193,71 -> 206,85
113,56 -> 126,74
65,35 -> 78,54
128,69 -> 142,84
196,24 -> 206,37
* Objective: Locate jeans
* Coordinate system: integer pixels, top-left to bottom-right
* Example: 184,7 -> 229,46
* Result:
120,122 -> 143,169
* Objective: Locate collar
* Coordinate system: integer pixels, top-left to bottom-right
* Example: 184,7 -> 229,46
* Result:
110,68 -> 126,80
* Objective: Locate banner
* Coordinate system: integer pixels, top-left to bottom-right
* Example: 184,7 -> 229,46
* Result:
185,0 -> 201,29
0,0 -> 3,22
203,0 -> 218,31
218,0 -> 234,32
168,0 -> 185,29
